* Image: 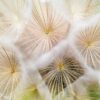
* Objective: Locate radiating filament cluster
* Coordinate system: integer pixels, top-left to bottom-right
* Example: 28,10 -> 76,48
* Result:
0,0 -> 100,100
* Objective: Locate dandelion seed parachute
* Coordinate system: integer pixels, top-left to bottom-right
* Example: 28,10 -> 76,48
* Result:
39,56 -> 84,96
16,0 -> 70,59
0,0 -> 31,40
0,43 -> 24,100
74,23 -> 100,70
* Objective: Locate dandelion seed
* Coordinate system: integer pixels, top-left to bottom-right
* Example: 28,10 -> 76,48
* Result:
0,44 -> 23,99
16,0 -> 70,59
39,56 -> 84,96
0,0 -> 31,38
74,23 -> 100,70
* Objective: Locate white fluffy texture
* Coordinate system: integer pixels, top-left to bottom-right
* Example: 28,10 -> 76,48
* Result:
0,0 -> 32,42
50,0 -> 100,20
0,0 -> 100,99
29,15 -> 100,70
73,19 -> 100,70
27,15 -> 100,97
16,1 -> 70,60
0,41 -> 26,100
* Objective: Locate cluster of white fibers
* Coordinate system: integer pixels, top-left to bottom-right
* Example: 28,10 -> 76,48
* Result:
0,0 -> 100,100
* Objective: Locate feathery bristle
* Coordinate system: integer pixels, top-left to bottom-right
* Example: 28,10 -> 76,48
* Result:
39,56 -> 84,96
0,0 -> 30,37
16,0 -> 70,59
0,45 -> 22,99
75,23 -> 100,69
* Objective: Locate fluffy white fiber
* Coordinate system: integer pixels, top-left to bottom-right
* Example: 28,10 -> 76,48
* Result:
0,0 -> 100,100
